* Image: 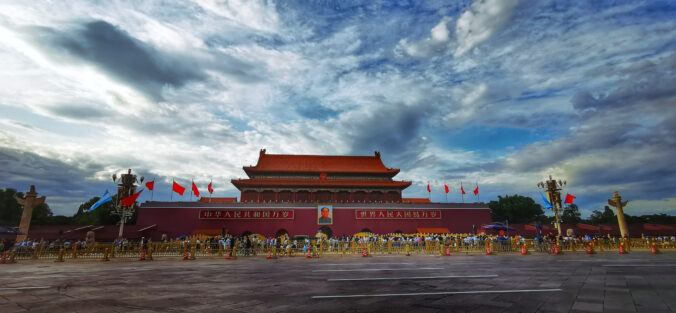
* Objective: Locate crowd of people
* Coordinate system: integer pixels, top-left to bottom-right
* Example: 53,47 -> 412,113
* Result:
2,232 -> 675,256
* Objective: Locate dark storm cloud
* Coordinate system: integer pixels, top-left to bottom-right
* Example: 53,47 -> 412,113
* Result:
46,104 -> 110,120
572,52 -> 676,112
0,147 -> 106,214
0,147 -> 167,215
348,102 -> 431,156
27,20 -> 206,100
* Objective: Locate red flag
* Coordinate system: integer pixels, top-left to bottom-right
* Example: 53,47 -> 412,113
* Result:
461,185 -> 466,195
426,184 -> 431,193
192,181 -> 200,198
444,185 -> 449,194
172,181 -> 185,195
145,180 -> 154,191
473,184 -> 479,196
564,193 -> 576,204
208,181 -> 214,194
121,189 -> 143,206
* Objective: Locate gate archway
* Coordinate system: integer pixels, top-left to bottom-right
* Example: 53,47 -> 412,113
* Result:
275,229 -> 289,238
318,226 -> 333,238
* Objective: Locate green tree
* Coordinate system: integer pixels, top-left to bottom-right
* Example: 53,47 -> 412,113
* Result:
588,206 -> 617,224
31,203 -> 54,224
488,194 -> 546,223
72,194 -> 130,225
561,203 -> 582,224
0,188 -> 23,226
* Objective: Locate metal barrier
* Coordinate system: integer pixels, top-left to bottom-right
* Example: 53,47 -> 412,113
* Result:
4,236 -> 675,263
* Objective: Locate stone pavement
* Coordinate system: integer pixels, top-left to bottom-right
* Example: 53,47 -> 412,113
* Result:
1,252 -> 675,313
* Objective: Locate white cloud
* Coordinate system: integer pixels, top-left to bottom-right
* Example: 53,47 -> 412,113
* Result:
628,198 -> 676,215
396,16 -> 453,58
189,0 -> 280,33
454,0 -> 519,56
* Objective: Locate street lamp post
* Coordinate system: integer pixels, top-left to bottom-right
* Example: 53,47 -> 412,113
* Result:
112,169 -> 143,239
537,175 -> 567,236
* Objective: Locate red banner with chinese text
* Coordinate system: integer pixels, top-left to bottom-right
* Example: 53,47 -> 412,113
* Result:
199,210 -> 294,219
355,210 -> 441,219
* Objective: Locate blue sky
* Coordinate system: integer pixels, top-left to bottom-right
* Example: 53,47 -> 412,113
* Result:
0,0 -> 675,219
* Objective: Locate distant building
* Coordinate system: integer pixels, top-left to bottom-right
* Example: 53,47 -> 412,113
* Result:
138,149 -> 491,238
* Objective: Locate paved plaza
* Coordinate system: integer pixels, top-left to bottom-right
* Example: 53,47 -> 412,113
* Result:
1,252 -> 676,313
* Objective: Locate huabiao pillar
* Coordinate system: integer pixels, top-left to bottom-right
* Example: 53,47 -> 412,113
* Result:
608,191 -> 629,238
14,185 -> 46,242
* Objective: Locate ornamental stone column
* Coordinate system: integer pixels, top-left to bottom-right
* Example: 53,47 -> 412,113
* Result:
608,191 -> 629,238
14,185 -> 46,242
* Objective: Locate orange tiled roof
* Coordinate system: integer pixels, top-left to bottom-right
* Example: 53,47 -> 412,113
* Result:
402,198 -> 431,203
243,149 -> 399,174
231,178 -> 411,189
198,197 -> 237,203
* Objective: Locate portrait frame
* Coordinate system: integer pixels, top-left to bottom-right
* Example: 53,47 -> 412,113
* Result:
317,204 -> 333,225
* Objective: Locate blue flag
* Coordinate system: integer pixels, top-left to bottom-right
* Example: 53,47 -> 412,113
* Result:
540,192 -> 553,209
89,189 -> 112,212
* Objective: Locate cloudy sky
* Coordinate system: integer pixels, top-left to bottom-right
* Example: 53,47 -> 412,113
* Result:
0,0 -> 674,218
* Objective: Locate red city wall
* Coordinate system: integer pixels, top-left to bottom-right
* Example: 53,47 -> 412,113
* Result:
136,205 -> 492,239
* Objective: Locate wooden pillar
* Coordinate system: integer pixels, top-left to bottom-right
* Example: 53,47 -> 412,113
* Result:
292,190 -> 296,202
349,191 -> 354,203
275,191 -> 279,202
257,190 -> 261,203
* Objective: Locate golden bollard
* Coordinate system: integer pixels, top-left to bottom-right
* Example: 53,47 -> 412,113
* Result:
218,243 -> 223,256
406,242 -> 411,256
102,248 -> 110,262
597,238 -> 603,252
31,246 -> 39,260
439,243 -> 444,256
8,249 -> 17,264
232,243 -> 238,259
387,240 -> 392,254
626,238 -> 631,252
147,244 -> 153,261
72,243 -> 78,259
272,246 -> 278,259
55,248 -> 65,262
110,243 -> 115,258
190,246 -> 196,260
342,242 -> 346,257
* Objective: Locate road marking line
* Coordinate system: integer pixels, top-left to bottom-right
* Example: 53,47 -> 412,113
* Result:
312,288 -> 563,299
0,286 -> 51,290
321,263 -> 414,266
602,264 -> 676,267
328,274 -> 498,281
313,267 -> 443,272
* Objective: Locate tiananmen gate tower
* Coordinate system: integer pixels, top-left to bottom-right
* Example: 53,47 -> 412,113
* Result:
137,149 -> 491,238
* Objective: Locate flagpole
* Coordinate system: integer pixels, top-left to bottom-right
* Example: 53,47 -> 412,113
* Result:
476,181 -> 479,202
209,178 -> 213,204
171,178 -> 174,201
461,181 -> 464,203
427,181 -> 430,200
151,178 -> 155,201
190,179 -> 193,201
